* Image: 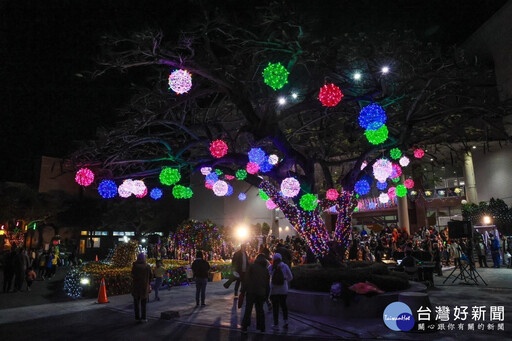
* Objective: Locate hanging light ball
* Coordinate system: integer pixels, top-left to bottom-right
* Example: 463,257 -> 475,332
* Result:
200,167 -> 212,176
364,125 -> 388,145
172,185 -> 186,199
361,174 -> 374,187
326,189 -> 339,201
404,179 -> 415,189
396,184 -> 407,197
98,180 -> 117,199
118,181 -> 132,198
377,181 -> 388,191
379,192 -> 390,203
259,160 -> 273,173
262,62 -> 289,91
226,184 -> 234,196
235,169 -> 247,180
246,162 -> 260,174
318,83 -> 344,107
150,188 -> 163,200
225,175 -> 235,180
75,168 -> 95,186
259,189 -> 269,201
399,156 -> 410,167
354,180 -> 371,195
387,187 -> 397,199
358,103 -> 387,130
210,140 -> 228,158
281,177 -> 301,198
414,148 -> 425,158
213,180 -> 228,196
214,169 -> 223,175
268,154 -> 279,165
131,180 -> 147,196
135,187 -> 148,198
266,199 -> 278,210
205,181 -> 214,190
168,69 -> 192,94
159,168 -> 181,186
390,148 -> 402,160
373,158 -> 393,182
391,177 -> 400,183
205,172 -> 219,183
248,148 -> 266,165
391,164 -> 402,178
238,193 -> 247,201
300,194 -> 318,211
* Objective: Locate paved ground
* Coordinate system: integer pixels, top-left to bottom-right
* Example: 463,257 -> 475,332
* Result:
1,266 -> 511,340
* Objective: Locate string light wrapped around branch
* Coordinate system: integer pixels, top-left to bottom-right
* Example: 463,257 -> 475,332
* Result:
75,168 -> 94,186
168,69 -> 192,94
318,83 -> 343,107
358,103 -> 387,130
262,62 -> 289,90
281,177 -> 301,198
210,140 -> 228,158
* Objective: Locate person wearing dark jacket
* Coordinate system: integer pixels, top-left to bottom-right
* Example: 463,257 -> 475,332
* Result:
223,244 -> 249,296
2,250 -> 15,292
131,253 -> 152,322
241,254 -> 270,334
191,251 -> 210,306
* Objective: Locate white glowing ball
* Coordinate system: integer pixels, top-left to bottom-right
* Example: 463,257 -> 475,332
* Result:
399,156 -> 410,167
213,180 -> 228,196
168,69 -> 192,94
281,177 -> 301,198
131,180 -> 147,196
118,182 -> 132,198
268,154 -> 279,165
373,158 -> 393,182
200,167 -> 212,176
379,193 -> 390,203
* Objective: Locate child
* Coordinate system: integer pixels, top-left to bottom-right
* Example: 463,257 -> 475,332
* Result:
26,267 -> 37,291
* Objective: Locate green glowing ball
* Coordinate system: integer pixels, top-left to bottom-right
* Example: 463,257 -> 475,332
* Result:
390,148 -> 402,160
396,184 -> 407,197
159,168 -> 181,186
236,169 -> 247,180
392,177 -> 400,183
259,189 -> 269,201
364,125 -> 388,145
215,169 -> 222,175
262,62 -> 289,91
173,185 -> 193,199
299,194 -> 318,211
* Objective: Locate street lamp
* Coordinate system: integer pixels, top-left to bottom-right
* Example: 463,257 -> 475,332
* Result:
483,216 -> 492,225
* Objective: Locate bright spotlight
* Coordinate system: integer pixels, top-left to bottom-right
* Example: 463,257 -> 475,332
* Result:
483,216 -> 492,225
141,238 -> 147,243
291,93 -> 298,99
472,146 -> 477,149
123,235 -> 129,243
278,97 -> 286,105
235,226 -> 249,240
381,66 -> 389,74
80,278 -> 90,285
353,72 -> 361,80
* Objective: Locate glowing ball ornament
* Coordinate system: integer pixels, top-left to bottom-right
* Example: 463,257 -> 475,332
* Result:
414,148 -> 425,159
210,140 -> 228,158
379,192 -> 390,203
150,188 -> 163,200
235,169 -> 247,180
318,83 -> 343,107
391,177 -> 400,183
226,184 -> 234,196
160,168 -> 181,186
259,189 -> 269,201
259,160 -> 273,173
168,69 -> 192,94
391,164 -> 402,178
300,194 -> 318,211
364,125 -> 388,145
358,103 -> 387,130
98,180 -> 117,199
214,169 -> 222,175
238,193 -> 247,201
172,185 -> 189,199
225,175 -> 235,180
248,148 -> 266,164
200,167 -> 212,175
361,174 -> 373,187
213,180 -> 228,196
135,187 -> 148,198
377,181 -> 388,191
266,199 -> 278,210
404,179 -> 415,189
396,184 -> 407,197
132,180 -> 147,196
246,162 -> 259,174
354,180 -> 371,195
373,158 -> 393,182
387,187 -> 397,199
205,172 -> 219,183
75,168 -> 94,186
205,181 -> 214,190
268,154 -> 279,165
399,156 -> 410,167
326,189 -> 339,201
390,148 -> 402,160
281,177 -> 301,198
118,182 -> 132,198
262,62 -> 289,90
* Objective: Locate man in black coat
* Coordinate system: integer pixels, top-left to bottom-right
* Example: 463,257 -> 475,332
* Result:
241,254 -> 270,333
192,251 -> 211,306
223,244 -> 249,296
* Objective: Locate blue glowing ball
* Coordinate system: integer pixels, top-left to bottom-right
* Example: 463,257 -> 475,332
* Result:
354,180 -> 371,195
358,103 -> 387,131
150,188 -> 163,200
248,148 -> 266,165
377,181 -> 388,190
205,172 -> 219,183
259,159 -> 273,173
360,174 -> 373,187
238,193 -> 247,201
226,184 -> 234,196
98,180 -> 117,199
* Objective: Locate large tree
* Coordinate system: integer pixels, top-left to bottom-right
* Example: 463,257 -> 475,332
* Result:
71,2 -> 510,263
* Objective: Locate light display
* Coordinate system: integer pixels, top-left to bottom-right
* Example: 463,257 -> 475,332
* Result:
150,188 -> 163,200
205,181 -> 214,190
299,194 -> 318,211
390,148 -> 402,160
200,167 -> 212,175
268,154 -> 279,165
318,83 -> 343,107
259,189 -> 269,201
135,187 -> 148,198
454,187 -> 462,194
118,181 -> 132,198
235,169 -> 247,180
399,156 -> 410,167
246,162 -> 259,174
226,184 -> 233,196
387,186 -> 397,199
425,190 -> 432,196
210,139 -> 228,158
205,172 -> 219,183
159,168 -> 181,186
259,160 -> 273,173
379,192 -> 390,203
364,125 -> 388,145
334,190 -> 357,247
377,181 -> 388,190
98,180 -> 117,199
358,103 -> 386,130
373,158 -> 393,182
361,160 -> 368,170
262,62 -> 289,90
248,148 -> 266,164
361,174 -> 373,187
213,180 -> 228,196
132,180 -> 147,196
75,168 -> 94,186
326,188 -> 339,201
391,163 -> 402,178
391,177 -> 400,183
214,169 -> 222,175
266,199 -> 278,210
354,180 -> 371,195
238,193 -> 247,201
281,177 -> 301,198
168,69 -> 192,94
414,148 -> 425,158
396,184 -> 407,197
173,185 -> 193,199
225,175 -> 235,180
404,179 -> 415,189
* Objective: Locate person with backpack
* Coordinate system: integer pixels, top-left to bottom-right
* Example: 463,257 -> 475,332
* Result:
268,253 -> 293,330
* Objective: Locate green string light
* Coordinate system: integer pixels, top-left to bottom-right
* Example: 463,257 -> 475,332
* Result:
259,189 -> 269,200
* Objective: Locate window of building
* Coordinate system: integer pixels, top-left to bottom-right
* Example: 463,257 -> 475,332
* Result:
125,232 -> 135,236
93,231 -> 108,236
81,231 -> 88,236
113,232 -> 124,236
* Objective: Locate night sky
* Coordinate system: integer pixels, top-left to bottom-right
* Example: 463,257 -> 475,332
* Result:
0,0 -> 506,185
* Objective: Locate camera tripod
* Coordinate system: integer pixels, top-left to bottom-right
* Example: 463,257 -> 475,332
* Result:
443,240 -> 487,286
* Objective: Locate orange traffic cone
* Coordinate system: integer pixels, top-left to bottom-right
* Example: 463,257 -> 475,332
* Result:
97,278 -> 109,304
95,255 -> 99,262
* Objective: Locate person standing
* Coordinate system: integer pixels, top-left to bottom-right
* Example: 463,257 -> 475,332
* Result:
153,260 -> 165,301
191,251 -> 210,306
223,244 -> 249,297
2,250 -> 15,292
268,253 -> 293,330
241,254 -> 270,334
490,234 -> 501,268
14,248 -> 30,291
432,243 -> 443,276
25,267 -> 36,291
131,253 -> 152,322
476,238 -> 488,268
